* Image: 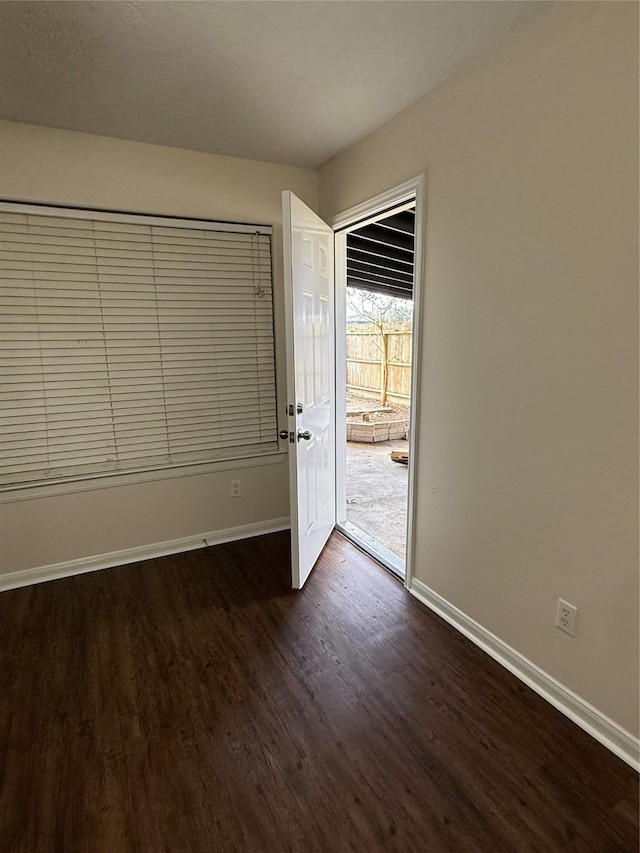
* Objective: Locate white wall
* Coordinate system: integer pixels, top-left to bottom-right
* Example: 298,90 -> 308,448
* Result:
320,3 -> 638,737
0,120 -> 318,576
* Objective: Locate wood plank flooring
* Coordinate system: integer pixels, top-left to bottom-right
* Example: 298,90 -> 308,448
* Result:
0,531 -> 637,852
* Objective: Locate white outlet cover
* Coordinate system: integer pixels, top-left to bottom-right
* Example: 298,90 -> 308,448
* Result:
556,599 -> 578,636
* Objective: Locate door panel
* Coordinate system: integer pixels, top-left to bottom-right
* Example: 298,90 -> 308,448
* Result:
282,192 -> 335,589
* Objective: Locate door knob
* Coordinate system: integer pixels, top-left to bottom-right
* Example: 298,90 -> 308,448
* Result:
297,429 -> 312,441
279,429 -> 290,440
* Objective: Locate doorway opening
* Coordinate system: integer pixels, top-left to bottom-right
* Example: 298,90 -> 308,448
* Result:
335,201 -> 416,579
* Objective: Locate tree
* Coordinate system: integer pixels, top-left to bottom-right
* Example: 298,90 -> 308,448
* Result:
346,288 -> 413,324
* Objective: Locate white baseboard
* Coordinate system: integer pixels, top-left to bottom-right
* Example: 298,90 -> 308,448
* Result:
0,517 -> 291,593
410,578 -> 639,772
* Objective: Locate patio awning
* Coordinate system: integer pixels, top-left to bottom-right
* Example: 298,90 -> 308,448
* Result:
346,209 -> 415,300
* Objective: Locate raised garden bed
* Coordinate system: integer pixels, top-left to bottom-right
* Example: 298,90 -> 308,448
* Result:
346,393 -> 411,443
347,419 -> 409,443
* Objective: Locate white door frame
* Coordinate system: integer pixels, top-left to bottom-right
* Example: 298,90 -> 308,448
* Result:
331,175 -> 426,591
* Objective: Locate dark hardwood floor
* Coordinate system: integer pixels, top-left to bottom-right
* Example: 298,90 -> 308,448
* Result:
0,531 -> 637,852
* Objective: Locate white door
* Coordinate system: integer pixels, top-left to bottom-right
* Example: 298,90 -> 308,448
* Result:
282,191 -> 335,588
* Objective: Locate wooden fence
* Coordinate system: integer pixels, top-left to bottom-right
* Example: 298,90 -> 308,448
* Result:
345,324 -> 412,403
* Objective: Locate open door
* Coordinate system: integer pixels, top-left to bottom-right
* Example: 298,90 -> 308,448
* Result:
282,192 -> 335,589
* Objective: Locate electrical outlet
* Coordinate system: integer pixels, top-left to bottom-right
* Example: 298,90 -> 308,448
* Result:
230,479 -> 241,498
556,599 -> 577,636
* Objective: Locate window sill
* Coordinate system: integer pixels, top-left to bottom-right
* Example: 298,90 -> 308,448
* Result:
0,450 -> 288,504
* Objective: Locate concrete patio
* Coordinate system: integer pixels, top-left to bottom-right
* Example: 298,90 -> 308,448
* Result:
345,438 -> 409,560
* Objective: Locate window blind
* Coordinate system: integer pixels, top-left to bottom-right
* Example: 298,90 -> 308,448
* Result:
0,203 -> 278,489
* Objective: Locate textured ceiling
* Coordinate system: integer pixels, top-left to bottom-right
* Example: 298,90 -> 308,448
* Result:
0,1 -> 551,168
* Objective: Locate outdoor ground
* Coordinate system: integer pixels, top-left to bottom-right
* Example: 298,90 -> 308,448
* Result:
346,393 -> 411,424
345,437 -> 409,559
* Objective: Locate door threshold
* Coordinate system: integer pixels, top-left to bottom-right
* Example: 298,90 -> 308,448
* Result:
336,521 -> 405,580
